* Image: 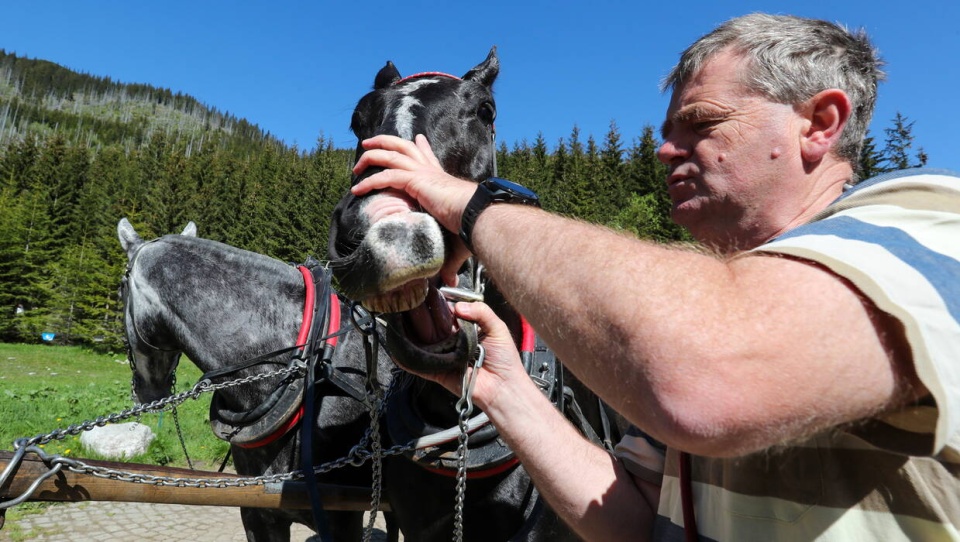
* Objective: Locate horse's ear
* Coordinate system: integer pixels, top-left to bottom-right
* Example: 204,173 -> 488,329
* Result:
374,61 -> 402,89
462,46 -> 499,88
117,218 -> 143,260
181,221 -> 197,237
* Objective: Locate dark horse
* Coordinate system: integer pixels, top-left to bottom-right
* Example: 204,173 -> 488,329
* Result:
329,48 -> 625,541
117,218 -> 397,542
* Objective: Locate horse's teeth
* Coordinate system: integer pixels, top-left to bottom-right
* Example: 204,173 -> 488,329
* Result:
362,282 -> 428,314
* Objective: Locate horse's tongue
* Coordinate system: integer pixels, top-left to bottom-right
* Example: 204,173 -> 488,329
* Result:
408,287 -> 457,345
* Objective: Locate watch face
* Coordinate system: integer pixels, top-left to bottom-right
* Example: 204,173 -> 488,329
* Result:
487,177 -> 538,199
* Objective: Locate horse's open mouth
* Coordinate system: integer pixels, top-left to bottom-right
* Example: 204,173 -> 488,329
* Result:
375,278 -> 477,373
372,278 -> 460,348
407,279 -> 467,348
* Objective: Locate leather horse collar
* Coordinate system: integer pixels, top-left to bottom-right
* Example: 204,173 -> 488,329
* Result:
208,262 -> 342,449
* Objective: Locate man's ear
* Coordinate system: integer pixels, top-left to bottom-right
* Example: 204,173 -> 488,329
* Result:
799,89 -> 851,163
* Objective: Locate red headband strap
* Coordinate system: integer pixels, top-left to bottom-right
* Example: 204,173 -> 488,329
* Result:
395,71 -> 462,85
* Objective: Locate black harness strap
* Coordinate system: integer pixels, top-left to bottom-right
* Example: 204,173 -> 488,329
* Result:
300,265 -> 334,542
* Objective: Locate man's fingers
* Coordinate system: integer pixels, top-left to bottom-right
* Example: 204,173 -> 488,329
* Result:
353,148 -> 417,175
360,134 -> 417,153
414,134 -> 443,168
353,169 -> 423,199
455,302 -> 510,339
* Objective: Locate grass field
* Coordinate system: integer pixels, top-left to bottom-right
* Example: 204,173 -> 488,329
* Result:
0,342 -> 230,468
0,343 -> 235,538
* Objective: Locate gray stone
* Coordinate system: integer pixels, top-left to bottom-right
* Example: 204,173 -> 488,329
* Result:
79,422 -> 155,459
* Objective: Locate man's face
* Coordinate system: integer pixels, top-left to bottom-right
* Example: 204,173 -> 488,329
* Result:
658,49 -> 806,251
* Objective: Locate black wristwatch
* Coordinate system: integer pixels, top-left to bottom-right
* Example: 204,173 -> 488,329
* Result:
459,177 -> 540,252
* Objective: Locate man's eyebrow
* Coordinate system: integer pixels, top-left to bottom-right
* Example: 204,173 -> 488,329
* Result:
661,103 -> 734,139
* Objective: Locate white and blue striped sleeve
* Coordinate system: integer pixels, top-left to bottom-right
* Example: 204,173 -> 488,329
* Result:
751,169 -> 960,455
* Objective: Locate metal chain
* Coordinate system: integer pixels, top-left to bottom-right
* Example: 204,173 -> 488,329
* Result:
4,401 -> 413,506
362,382 -> 387,542
450,260 -> 487,542
452,346 -> 485,542
4,322 -> 492,538
14,365 -> 303,450
167,372 -> 196,471
171,407 -> 194,470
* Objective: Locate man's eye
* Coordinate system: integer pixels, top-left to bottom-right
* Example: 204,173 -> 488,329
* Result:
693,120 -> 720,132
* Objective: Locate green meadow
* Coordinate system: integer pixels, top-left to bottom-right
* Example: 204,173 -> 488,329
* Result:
0,342 -> 229,468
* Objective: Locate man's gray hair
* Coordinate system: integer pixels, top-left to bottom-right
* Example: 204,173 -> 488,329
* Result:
662,13 -> 885,170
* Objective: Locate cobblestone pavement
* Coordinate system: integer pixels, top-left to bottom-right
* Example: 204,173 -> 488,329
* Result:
0,502 -> 392,541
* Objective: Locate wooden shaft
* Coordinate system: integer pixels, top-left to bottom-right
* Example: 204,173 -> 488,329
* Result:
0,450 -> 387,511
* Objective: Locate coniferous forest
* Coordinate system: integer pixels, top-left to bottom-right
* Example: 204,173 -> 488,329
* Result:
0,50 -> 927,352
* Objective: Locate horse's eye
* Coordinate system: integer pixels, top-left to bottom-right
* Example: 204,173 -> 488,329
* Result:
478,102 -> 496,124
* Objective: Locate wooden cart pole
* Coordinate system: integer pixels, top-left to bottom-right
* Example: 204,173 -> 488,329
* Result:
0,450 -> 387,511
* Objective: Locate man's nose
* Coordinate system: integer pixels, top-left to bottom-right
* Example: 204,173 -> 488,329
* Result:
657,137 -> 688,165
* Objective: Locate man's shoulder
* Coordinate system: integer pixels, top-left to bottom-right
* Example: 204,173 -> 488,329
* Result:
785,167 -> 960,233
840,167 -> 960,201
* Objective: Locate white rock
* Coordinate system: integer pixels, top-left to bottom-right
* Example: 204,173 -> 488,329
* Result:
80,423 -> 155,459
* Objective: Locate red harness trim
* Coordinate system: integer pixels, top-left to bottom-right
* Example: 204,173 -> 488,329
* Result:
520,315 -> 535,353
395,71 -> 461,84
420,456 -> 520,480
234,400 -> 306,450
235,267 -> 340,449
296,265 -> 316,347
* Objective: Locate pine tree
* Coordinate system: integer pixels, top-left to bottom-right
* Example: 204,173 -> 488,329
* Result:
599,121 -> 627,222
0,186 -> 29,339
562,126 -> 596,221
858,134 -> 885,180
618,125 -> 688,242
547,138 -> 568,213
881,112 -> 927,171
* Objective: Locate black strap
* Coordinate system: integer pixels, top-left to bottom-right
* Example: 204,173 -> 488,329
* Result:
598,398 -> 615,452
200,345 -> 300,384
300,268 -> 334,542
562,386 -> 604,446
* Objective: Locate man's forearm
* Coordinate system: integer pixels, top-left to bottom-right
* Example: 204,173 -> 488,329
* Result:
471,203 -> 911,457
471,204 -> 699,431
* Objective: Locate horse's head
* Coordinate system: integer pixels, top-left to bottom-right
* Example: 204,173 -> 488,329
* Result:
328,48 -> 499,374
117,218 -> 197,404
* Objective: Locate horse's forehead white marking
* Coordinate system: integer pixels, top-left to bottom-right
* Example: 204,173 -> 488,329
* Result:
393,79 -> 440,140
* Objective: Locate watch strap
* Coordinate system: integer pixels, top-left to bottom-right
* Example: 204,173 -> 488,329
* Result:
459,183 -> 494,252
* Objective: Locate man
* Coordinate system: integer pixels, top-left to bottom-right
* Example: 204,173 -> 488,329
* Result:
352,13 -> 960,541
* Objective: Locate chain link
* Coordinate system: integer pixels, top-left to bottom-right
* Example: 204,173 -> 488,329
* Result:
4,364 -> 419,495
16,365 -> 304,450
452,345 -> 485,542
361,378 -> 391,542
4,322 -> 490,541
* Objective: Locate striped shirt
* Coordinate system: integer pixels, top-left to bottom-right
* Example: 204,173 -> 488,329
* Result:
616,169 -> 960,541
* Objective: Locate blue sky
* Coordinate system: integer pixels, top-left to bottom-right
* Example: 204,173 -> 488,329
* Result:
4,1 -> 957,172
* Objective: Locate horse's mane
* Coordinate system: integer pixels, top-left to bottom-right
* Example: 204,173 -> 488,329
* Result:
151,234 -> 295,275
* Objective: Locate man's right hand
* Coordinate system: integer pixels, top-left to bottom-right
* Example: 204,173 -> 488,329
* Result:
352,134 -> 478,286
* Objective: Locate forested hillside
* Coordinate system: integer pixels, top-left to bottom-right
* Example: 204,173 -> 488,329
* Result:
0,50 -> 926,351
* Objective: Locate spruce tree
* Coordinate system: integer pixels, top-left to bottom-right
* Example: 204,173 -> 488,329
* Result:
882,112 -> 927,171
858,134 -> 885,180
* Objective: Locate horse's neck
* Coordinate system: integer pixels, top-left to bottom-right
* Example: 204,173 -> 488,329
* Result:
147,238 -> 305,376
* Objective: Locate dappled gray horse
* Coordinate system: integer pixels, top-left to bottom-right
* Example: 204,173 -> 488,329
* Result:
328,48 -> 624,541
117,218 -> 397,542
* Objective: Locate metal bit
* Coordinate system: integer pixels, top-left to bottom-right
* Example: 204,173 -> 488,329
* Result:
439,286 -> 484,303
